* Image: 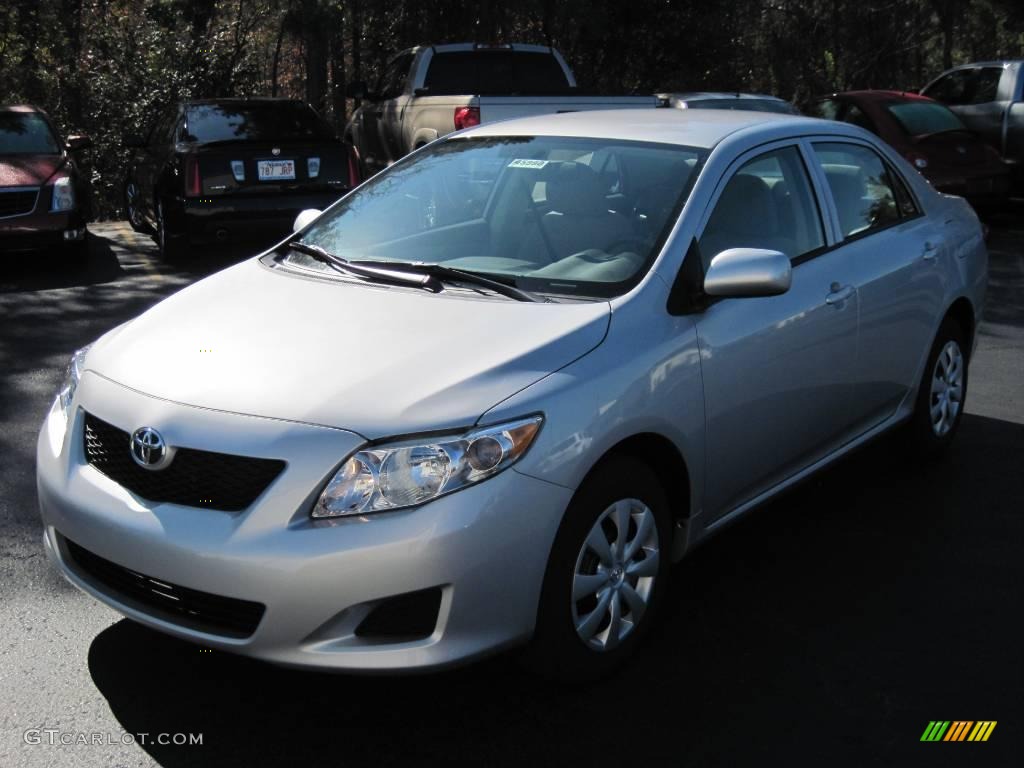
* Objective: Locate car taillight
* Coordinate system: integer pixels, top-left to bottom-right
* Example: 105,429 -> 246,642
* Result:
347,144 -> 362,188
454,106 -> 481,131
184,156 -> 202,197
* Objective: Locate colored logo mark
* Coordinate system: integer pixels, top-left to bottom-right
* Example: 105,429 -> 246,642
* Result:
920,721 -> 997,742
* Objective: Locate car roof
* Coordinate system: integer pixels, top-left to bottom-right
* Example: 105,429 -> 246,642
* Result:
659,92 -> 788,102
182,98 -> 309,107
464,108 -> 836,149
943,60 -> 1020,69
832,89 -> 933,103
0,104 -> 47,114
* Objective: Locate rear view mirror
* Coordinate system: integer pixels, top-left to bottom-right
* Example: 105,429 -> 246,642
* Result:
66,134 -> 92,151
703,248 -> 791,298
293,209 -> 322,233
124,133 -> 146,148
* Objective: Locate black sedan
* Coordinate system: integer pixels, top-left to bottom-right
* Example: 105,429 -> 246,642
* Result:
124,98 -> 361,258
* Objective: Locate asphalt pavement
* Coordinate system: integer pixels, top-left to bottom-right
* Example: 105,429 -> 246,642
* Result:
1,220 -> 1021,767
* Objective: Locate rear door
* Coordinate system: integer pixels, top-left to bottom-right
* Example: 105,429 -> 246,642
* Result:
807,139 -> 945,431
693,142 -> 861,520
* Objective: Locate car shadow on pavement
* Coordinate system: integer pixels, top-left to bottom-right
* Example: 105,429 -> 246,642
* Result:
0,235 -> 126,293
86,413 -> 1023,768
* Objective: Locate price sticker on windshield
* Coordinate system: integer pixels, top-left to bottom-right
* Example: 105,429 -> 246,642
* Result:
508,159 -> 549,169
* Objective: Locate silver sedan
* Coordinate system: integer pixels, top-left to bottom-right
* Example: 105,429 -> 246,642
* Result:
37,109 -> 986,680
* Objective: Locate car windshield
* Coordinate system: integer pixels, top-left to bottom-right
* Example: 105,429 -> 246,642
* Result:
288,136 -> 705,299
184,103 -> 333,143
687,98 -> 797,114
886,101 -> 966,136
0,112 -> 61,154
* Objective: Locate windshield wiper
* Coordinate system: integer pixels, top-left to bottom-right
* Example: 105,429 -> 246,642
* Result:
350,260 -> 546,303
288,242 -> 444,292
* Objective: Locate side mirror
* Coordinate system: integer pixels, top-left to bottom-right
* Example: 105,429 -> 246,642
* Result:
703,248 -> 791,298
293,209 -> 322,233
346,80 -> 368,100
124,133 -> 146,148
66,134 -> 92,151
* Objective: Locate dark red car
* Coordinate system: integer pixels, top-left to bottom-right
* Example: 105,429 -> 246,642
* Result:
810,90 -> 1008,205
1,105 -> 93,255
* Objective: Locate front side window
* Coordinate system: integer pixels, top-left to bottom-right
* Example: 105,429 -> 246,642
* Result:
0,112 -> 61,154
289,136 -> 705,298
813,142 -> 902,238
699,146 -> 825,265
378,54 -> 414,100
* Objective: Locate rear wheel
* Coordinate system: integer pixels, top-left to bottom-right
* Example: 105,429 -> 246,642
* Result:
155,199 -> 187,261
905,317 -> 969,455
125,181 -> 147,233
522,455 -> 671,681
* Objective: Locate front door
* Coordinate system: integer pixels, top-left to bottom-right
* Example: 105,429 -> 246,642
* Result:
693,144 -> 861,519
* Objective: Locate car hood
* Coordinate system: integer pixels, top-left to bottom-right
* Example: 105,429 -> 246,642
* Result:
87,259 -> 610,437
0,154 -> 65,187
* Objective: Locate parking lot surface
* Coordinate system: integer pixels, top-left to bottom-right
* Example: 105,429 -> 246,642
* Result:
1,220 -> 1021,767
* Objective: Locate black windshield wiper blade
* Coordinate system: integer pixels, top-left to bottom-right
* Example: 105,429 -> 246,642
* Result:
351,260 -> 545,303
288,242 -> 444,292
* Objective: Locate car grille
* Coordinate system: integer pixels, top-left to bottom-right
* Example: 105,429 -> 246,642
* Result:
64,537 -> 265,638
0,187 -> 39,218
83,412 -> 286,512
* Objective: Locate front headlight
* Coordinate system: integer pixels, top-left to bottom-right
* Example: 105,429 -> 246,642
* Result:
57,344 -> 91,420
51,176 -> 75,212
313,415 -> 543,518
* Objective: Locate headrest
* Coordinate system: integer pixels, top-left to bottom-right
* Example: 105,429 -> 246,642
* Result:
543,162 -> 610,216
710,173 -> 777,235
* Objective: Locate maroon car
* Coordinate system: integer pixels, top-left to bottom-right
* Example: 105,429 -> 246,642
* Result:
810,90 -> 1009,205
1,105 -> 92,255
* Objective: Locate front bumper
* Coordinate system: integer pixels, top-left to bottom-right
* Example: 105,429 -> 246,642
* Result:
174,188 -> 348,246
37,373 -> 570,671
0,209 -> 87,253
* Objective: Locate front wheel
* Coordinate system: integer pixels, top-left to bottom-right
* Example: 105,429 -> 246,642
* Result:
905,317 -> 969,455
522,455 -> 672,681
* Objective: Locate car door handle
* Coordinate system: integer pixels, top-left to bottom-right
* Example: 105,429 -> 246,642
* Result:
922,241 -> 939,260
825,283 -> 855,306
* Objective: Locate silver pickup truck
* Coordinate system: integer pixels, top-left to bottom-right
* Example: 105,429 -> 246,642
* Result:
922,60 -> 1024,185
344,43 -> 659,174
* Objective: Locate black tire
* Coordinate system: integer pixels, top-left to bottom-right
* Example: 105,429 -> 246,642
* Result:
905,316 -> 969,456
124,180 -> 149,233
155,199 -> 187,261
522,455 -> 672,682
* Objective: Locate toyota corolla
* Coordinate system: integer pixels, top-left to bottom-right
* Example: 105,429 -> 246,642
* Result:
38,109 -> 986,680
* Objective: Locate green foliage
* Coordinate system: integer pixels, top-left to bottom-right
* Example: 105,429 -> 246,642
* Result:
1,0 -> 1021,219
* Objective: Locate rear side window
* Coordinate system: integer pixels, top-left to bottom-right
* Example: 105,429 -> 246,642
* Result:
885,101 -> 965,136
971,67 -> 1003,103
699,146 -> 825,265
423,51 -> 572,96
924,70 -> 972,105
184,103 -> 332,143
377,53 -> 414,100
813,143 -> 904,238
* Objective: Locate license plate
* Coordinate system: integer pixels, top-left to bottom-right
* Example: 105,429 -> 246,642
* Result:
257,159 -> 295,181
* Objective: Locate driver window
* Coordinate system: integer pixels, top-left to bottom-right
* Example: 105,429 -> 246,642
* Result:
699,146 -> 825,268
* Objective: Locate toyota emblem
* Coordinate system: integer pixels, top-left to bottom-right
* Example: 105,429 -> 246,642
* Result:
271,147 -> 281,156
130,427 -> 170,469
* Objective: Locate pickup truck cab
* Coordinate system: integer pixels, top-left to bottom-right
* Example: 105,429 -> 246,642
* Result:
345,43 -> 659,174
922,60 -> 1024,186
